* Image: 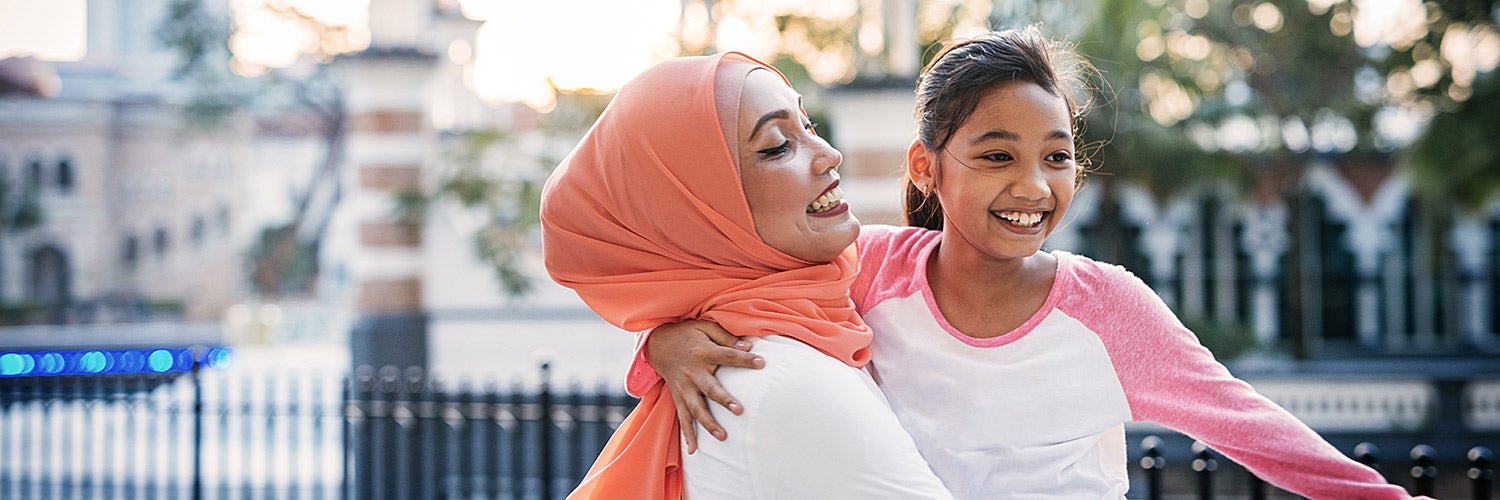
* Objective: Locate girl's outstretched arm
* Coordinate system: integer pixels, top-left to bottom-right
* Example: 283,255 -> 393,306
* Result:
1069,260 -> 1421,499
637,320 -> 761,453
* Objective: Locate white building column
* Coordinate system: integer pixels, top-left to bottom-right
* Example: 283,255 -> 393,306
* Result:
341,0 -> 440,371
1451,213 -> 1493,347
1303,167 -> 1409,349
1120,185 -> 1195,309
1240,202 -> 1287,346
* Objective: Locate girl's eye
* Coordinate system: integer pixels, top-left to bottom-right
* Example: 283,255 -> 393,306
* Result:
1046,151 -> 1074,163
758,141 -> 791,158
980,152 -> 1013,163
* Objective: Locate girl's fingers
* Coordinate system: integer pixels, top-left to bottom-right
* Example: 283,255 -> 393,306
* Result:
698,323 -> 750,350
674,402 -> 698,454
690,399 -> 726,441
683,388 -> 727,442
699,377 -> 743,416
706,345 -> 764,370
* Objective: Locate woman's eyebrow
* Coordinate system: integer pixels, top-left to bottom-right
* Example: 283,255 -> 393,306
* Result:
750,109 -> 792,141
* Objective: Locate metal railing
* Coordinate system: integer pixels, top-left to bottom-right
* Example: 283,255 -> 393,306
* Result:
1,360 -> 1495,499
1135,436 -> 1495,499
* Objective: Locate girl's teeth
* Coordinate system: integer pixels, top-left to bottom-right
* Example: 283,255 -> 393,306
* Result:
997,211 -> 1043,226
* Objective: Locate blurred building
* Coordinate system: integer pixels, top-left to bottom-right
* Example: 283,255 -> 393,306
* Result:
0,0 -> 249,324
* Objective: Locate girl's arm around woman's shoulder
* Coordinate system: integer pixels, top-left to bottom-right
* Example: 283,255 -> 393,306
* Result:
1061,255 -> 1422,500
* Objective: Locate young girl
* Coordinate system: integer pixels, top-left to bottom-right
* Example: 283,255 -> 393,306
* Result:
644,27 -> 1421,499
541,52 -> 952,499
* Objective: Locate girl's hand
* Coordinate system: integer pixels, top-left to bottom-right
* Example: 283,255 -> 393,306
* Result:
647,319 -> 764,454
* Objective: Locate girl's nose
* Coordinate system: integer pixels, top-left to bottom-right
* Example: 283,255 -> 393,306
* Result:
1010,164 -> 1050,200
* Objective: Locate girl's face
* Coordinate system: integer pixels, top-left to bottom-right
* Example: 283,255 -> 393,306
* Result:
909,81 -> 1077,262
736,69 -> 857,263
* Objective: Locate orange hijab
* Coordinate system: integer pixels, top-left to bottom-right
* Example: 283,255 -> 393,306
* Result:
541,52 -> 872,499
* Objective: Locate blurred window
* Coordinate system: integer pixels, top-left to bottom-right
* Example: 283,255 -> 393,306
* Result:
153,227 -> 169,259
121,235 -> 139,269
56,155 -> 74,193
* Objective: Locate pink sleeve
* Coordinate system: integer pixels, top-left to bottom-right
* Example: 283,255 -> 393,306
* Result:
850,226 -> 893,311
623,329 -> 662,397
851,225 -> 935,314
1071,260 -> 1413,500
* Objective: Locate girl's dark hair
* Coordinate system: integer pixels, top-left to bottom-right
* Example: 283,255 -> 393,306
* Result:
904,25 -> 1093,230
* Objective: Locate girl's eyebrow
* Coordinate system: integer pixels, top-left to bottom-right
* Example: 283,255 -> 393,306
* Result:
969,128 -> 1072,144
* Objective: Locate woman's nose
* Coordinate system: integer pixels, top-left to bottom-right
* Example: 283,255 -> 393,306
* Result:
813,141 -> 843,175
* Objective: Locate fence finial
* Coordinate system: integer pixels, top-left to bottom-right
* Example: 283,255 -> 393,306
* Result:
1410,444 -> 1438,496
1354,442 -> 1381,471
1470,446 -> 1494,500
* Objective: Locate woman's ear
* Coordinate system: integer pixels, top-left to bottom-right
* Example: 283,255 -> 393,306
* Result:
906,139 -> 937,194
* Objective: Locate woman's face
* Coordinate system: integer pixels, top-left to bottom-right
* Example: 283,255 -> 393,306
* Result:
735,69 -> 858,263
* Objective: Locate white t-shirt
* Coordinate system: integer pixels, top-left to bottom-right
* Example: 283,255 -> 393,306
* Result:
849,225 -> 1410,500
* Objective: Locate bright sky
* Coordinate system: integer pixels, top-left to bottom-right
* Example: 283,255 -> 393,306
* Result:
0,0 -> 87,60
462,0 -> 680,109
3,0 -> 1488,112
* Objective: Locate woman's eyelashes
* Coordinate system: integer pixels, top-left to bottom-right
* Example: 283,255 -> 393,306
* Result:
756,121 -> 820,159
757,140 -> 791,158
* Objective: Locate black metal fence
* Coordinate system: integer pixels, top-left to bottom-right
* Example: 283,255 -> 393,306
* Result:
0,362 -> 1495,499
342,363 -> 635,500
1135,436 -> 1495,499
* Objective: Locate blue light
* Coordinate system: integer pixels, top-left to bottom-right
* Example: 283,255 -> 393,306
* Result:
80,351 -> 108,373
0,346 -> 231,377
204,347 -> 232,370
0,353 -> 27,375
147,350 -> 173,372
38,353 -> 64,374
117,350 -> 145,373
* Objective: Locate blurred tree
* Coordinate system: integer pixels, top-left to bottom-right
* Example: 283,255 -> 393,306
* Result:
159,0 -> 355,297
1409,69 -> 1500,214
392,92 -> 609,296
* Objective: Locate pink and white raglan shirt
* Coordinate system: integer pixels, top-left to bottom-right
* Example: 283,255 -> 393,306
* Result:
852,225 -> 1411,499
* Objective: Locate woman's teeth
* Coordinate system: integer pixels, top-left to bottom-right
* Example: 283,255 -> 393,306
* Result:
996,210 -> 1043,227
807,187 -> 845,213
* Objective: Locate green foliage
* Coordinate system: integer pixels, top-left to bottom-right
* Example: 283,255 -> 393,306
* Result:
1182,315 -> 1259,361
1407,72 -> 1500,213
157,0 -> 252,128
391,187 -> 429,227
246,224 -> 319,296
156,0 -> 231,79
0,302 -> 44,326
401,122 -> 571,297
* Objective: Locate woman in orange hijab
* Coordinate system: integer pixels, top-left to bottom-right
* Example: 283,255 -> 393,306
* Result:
541,53 -> 953,499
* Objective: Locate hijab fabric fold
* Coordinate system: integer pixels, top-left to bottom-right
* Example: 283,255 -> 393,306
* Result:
541,52 -> 872,500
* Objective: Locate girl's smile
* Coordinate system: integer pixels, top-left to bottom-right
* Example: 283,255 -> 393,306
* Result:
991,209 -> 1050,233
912,80 -> 1078,263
